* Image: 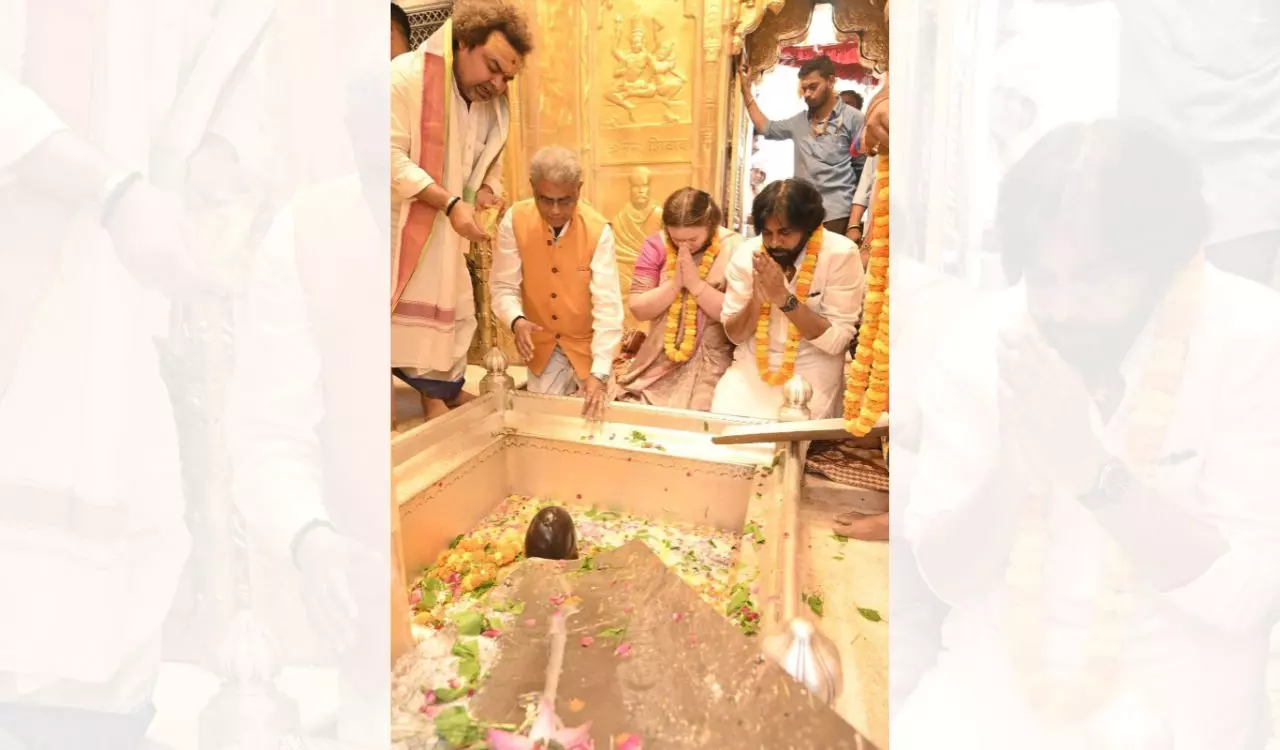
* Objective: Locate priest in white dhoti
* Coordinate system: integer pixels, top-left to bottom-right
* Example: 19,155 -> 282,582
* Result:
490,146 -> 624,421
711,179 -> 864,420
390,0 -> 533,421
0,0 -> 271,746
897,120 -> 1280,750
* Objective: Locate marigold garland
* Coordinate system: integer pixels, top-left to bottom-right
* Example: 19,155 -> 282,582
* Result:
662,232 -> 722,363
845,155 -> 891,435
755,231 -> 824,386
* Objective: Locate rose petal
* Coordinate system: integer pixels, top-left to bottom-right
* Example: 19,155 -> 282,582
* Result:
481,629 -> 501,638
580,636 -> 595,648
553,721 -> 594,749
409,589 -> 422,606
485,728 -> 535,750
614,642 -> 632,657
688,634 -> 697,645
550,594 -> 567,606
525,618 -> 537,627
615,733 -> 644,750
672,612 -> 684,623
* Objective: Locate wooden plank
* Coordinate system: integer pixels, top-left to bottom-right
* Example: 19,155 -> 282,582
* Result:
711,416 -> 888,446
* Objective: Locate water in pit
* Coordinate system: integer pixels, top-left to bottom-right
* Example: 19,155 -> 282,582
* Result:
391,494 -> 762,749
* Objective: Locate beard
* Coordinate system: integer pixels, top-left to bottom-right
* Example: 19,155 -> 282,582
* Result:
1033,298 -> 1157,381
763,232 -> 811,269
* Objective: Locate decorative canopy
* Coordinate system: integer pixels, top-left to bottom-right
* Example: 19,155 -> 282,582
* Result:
777,41 -> 883,86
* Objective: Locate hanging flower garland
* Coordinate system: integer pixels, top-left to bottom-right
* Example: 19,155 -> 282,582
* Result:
1004,255 -> 1204,725
662,232 -> 723,363
755,231 -> 824,386
845,155 -> 891,435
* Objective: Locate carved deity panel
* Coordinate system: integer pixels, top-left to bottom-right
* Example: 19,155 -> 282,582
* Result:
597,3 -> 698,167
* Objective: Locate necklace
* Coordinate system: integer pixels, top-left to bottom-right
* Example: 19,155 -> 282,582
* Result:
662,233 -> 722,363
755,232 -> 824,386
846,154 -> 890,435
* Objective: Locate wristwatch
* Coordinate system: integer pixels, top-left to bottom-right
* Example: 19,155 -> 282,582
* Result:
1078,458 -> 1132,510
591,372 -> 611,384
779,294 -> 800,313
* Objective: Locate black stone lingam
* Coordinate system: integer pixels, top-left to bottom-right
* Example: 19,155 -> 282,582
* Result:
524,506 -> 579,561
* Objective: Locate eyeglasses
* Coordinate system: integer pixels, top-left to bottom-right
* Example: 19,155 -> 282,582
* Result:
535,194 -> 578,209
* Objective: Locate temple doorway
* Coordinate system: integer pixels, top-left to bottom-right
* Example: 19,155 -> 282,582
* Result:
727,0 -> 887,235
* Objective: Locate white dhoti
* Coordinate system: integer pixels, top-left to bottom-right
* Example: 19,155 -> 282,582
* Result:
526,346 -> 581,396
711,350 -> 845,420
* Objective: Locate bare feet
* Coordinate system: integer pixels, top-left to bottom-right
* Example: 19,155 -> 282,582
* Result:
421,396 -> 451,421
834,511 -> 889,542
448,390 -> 477,407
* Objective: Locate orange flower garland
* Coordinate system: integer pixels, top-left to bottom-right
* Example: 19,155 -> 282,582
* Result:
845,155 -> 890,435
663,232 -> 722,363
755,231 -> 824,386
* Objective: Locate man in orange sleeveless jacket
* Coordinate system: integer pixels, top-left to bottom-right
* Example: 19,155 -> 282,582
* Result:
490,146 -> 624,420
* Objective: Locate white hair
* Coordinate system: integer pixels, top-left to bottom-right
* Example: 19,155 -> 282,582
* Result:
528,146 -> 582,185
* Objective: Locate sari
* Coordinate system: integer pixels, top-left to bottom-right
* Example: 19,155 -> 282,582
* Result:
615,228 -> 743,410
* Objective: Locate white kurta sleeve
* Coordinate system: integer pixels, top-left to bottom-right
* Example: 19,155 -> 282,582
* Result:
588,225 -> 624,375
225,208 -> 331,564
490,210 -> 525,330
809,244 -> 864,355
482,135 -> 505,198
721,243 -> 756,344
1159,340 -> 1280,634
0,76 -> 68,172
390,55 -> 433,201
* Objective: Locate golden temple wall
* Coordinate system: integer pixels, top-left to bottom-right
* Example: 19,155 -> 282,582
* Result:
402,0 -> 886,362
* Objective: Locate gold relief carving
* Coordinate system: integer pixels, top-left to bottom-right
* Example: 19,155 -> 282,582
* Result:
609,167 -> 664,330
731,0 -> 789,56
535,0 -> 577,130
832,0 -> 889,73
742,0 -> 814,77
600,126 -> 695,165
603,13 -> 691,127
703,0 -> 722,62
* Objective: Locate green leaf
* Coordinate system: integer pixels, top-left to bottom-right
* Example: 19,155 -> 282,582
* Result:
492,599 -> 525,615
596,511 -> 621,522
858,607 -> 883,623
421,577 -> 445,608
434,706 -> 485,748
806,593 -> 824,618
833,555 -> 846,562
634,528 -> 649,538
457,655 -> 481,680
452,639 -> 479,661
585,507 -> 599,518
433,685 -> 469,703
703,420 -> 710,432
448,534 -> 464,550
725,587 -> 750,616
579,556 -> 595,572
470,580 -> 496,598
597,626 -> 627,639
832,532 -> 850,544
453,611 -> 486,637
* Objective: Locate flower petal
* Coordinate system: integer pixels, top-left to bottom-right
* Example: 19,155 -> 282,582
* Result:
552,721 -> 594,749
614,642 -> 632,657
485,728 -> 535,750
580,636 -> 595,648
615,733 -> 644,750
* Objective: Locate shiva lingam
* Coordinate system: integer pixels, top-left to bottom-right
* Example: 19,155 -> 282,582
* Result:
524,506 -> 580,560
756,376 -> 845,706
